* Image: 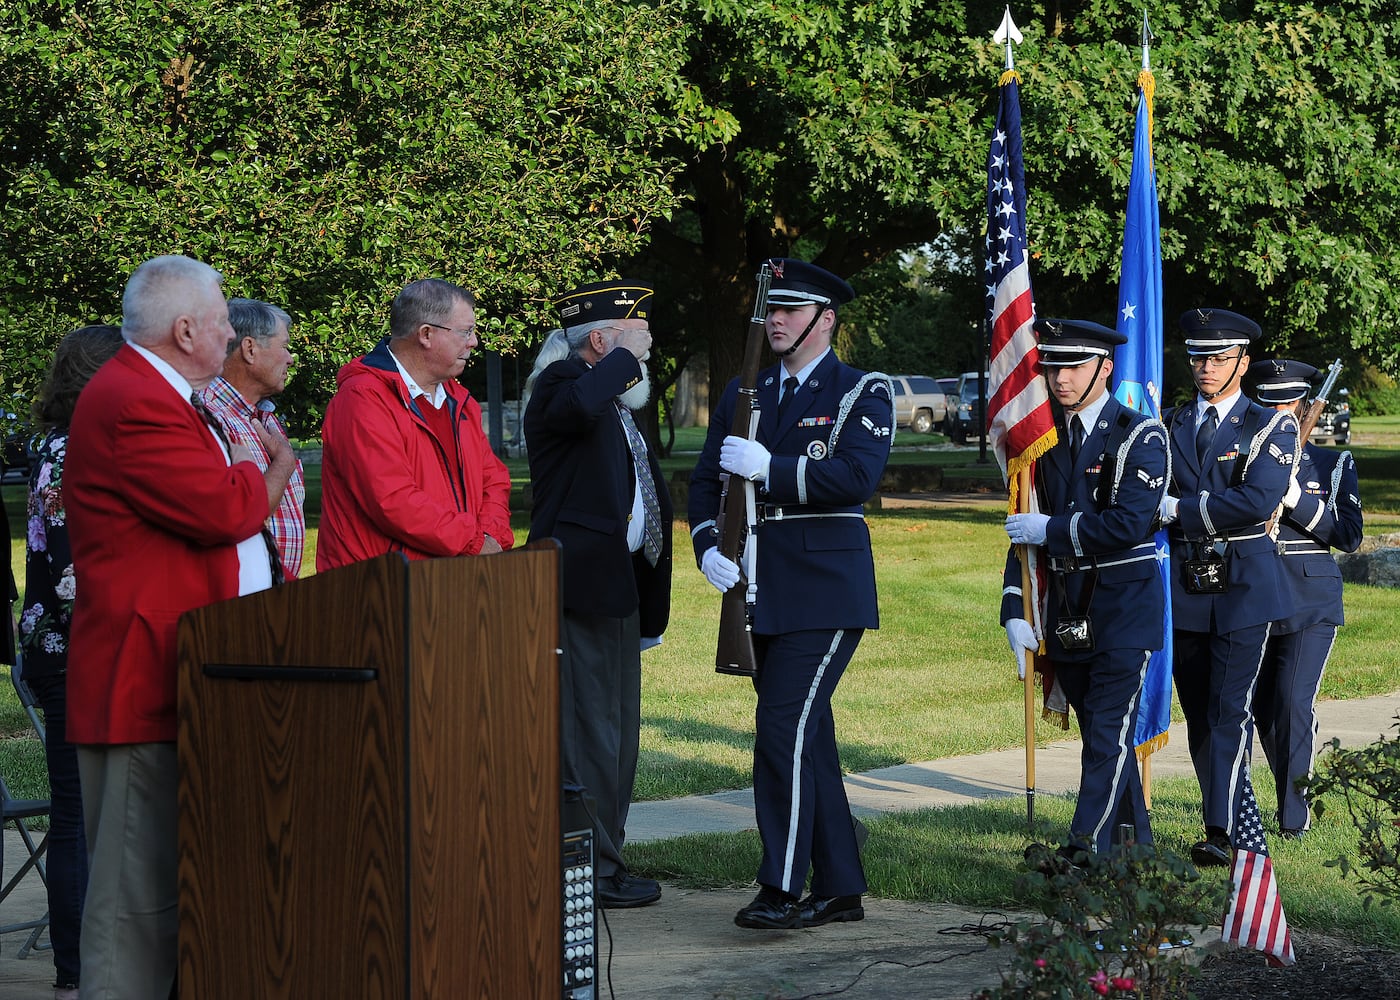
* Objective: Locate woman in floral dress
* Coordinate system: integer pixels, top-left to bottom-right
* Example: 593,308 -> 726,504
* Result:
19,325 -> 123,1000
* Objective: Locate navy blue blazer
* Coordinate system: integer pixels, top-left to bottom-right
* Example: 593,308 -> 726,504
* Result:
1164,394 -> 1297,632
1000,397 -> 1169,660
688,351 -> 893,634
524,350 -> 673,637
1275,444 -> 1362,633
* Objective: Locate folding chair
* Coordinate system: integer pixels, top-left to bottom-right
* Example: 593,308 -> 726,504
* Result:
1,661 -> 52,958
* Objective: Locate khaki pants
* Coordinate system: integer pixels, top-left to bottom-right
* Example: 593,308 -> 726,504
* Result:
77,743 -> 178,1000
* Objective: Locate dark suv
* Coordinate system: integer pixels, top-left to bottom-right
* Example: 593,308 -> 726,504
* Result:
950,371 -> 989,445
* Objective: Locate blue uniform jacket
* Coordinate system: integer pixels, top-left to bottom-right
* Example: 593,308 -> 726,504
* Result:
1275,444 -> 1362,633
1000,397 -> 1169,660
688,352 -> 893,634
1164,395 -> 1297,632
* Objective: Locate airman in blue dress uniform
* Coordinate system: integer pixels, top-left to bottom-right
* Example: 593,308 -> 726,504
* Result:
1159,309 -> 1298,866
688,258 -> 893,930
1242,358 -> 1363,837
1001,319 -> 1169,865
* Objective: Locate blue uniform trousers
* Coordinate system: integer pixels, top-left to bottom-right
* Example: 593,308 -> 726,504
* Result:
1255,623 -> 1337,831
752,628 -> 867,899
1055,648 -> 1154,852
1173,623 -> 1270,836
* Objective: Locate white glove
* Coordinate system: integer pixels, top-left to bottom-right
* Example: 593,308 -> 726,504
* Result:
1158,495 -> 1179,524
1005,513 -> 1050,546
719,435 -> 771,482
1283,475 -> 1302,509
700,546 -> 741,592
1004,618 -> 1038,680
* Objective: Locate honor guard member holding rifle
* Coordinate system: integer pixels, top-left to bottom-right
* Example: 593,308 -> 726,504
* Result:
1242,359 -> 1363,837
1002,319 -> 1168,867
688,258 -> 893,930
1158,309 -> 1298,867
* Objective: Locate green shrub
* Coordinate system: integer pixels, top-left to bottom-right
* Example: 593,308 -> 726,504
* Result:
1309,714 -> 1400,909
975,839 -> 1227,1000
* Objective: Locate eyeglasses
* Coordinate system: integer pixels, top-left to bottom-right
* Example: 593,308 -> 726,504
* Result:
424,321 -> 477,339
1188,353 -> 1244,369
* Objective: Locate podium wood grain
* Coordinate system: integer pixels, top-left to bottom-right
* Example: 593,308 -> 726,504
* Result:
177,547 -> 562,998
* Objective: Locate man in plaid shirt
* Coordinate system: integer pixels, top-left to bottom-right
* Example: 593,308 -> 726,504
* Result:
200,297 -> 306,578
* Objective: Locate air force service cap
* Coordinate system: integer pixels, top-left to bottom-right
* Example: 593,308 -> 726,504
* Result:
1243,358 -> 1320,405
765,258 -> 855,309
1178,307 -> 1261,355
1034,318 -> 1127,367
555,280 -> 654,331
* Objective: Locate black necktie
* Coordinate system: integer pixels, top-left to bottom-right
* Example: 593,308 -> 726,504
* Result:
192,394 -> 285,585
1195,407 -> 1218,464
1069,414 -> 1084,465
777,375 -> 800,422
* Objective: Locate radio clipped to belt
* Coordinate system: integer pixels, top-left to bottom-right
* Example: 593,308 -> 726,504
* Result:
1054,570 -> 1098,652
1182,539 -> 1228,594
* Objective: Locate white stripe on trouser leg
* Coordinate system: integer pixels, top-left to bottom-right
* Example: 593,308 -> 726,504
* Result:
1225,622 -> 1271,839
1300,626 -> 1338,830
782,630 -> 844,892
1088,650 -> 1150,848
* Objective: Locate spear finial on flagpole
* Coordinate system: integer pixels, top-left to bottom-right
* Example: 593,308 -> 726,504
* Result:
994,6 -> 1023,73
1141,10 -> 1154,71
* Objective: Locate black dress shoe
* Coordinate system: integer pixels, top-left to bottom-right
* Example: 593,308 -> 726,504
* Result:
1190,833 -> 1232,868
734,887 -> 801,929
1278,828 -> 1307,841
597,873 -> 662,908
798,893 -> 864,927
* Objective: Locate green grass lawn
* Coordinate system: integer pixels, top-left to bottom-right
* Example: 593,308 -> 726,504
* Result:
3,417 -> 1399,947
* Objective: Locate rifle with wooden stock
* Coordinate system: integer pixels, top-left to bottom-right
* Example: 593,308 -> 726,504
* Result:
713,263 -> 773,677
1298,358 -> 1343,443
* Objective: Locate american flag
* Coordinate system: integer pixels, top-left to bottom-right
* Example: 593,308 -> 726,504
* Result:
985,70 -> 1056,510
984,69 -> 1063,725
1222,779 -> 1296,966
1109,67 -> 1173,761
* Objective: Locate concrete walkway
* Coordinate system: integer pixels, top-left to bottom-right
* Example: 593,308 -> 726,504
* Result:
1,692 -> 1395,998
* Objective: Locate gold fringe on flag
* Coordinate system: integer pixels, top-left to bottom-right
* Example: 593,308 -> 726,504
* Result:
1135,729 -> 1169,761
1004,427 -> 1057,515
998,69 -> 1022,87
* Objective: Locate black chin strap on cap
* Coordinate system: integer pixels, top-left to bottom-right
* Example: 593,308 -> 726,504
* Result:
780,306 -> 828,357
1055,355 -> 1108,411
1200,352 -> 1245,400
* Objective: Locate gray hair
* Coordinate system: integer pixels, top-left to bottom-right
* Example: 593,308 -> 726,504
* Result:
563,318 -> 614,358
121,255 -> 224,347
227,298 -> 292,356
524,328 -> 572,402
389,279 -> 475,339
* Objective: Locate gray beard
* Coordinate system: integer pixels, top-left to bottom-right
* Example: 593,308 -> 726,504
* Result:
618,364 -> 651,411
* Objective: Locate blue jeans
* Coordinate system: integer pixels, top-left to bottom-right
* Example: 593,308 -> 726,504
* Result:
29,673 -> 86,988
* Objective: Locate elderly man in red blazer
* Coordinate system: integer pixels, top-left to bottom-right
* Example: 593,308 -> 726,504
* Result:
65,255 -> 296,999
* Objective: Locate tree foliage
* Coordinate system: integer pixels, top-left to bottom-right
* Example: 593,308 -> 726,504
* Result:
644,0 -> 1400,403
2,0 -> 1399,438
0,0 -> 707,430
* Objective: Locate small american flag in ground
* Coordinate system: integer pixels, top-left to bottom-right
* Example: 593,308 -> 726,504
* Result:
1222,778 -> 1295,966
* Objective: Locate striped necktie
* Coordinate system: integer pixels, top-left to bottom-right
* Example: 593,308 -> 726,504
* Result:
616,402 -> 662,567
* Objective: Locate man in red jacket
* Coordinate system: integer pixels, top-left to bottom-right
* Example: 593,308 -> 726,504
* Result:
65,255 -> 296,998
317,278 -> 513,570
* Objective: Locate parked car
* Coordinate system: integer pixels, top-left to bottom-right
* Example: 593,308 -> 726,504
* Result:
889,374 -> 951,435
935,376 -> 959,434
1308,388 -> 1351,446
950,371 -> 990,445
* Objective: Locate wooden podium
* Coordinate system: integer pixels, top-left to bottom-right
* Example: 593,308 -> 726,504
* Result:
176,545 -> 562,998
